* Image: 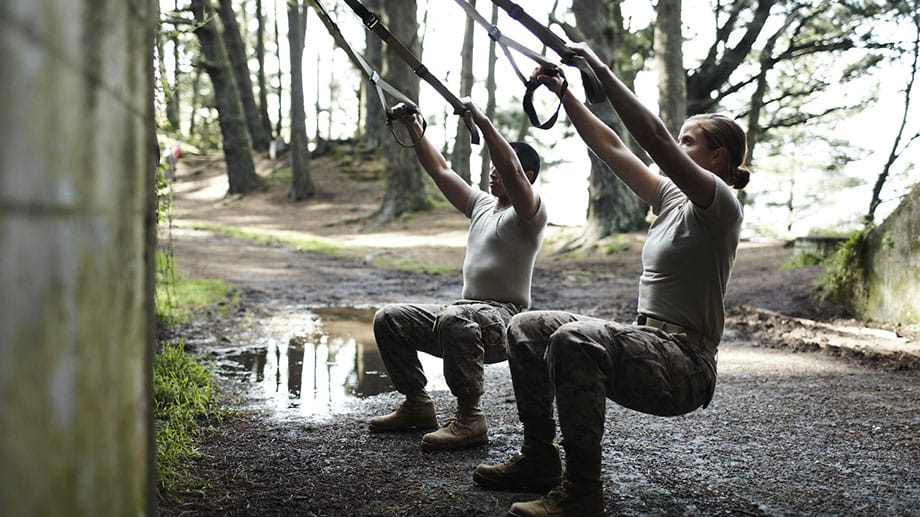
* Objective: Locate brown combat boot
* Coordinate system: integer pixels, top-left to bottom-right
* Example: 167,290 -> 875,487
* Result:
507,478 -> 604,517
472,445 -> 561,491
368,398 -> 438,433
420,396 -> 487,451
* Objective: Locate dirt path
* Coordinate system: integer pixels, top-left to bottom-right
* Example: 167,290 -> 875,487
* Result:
159,150 -> 920,516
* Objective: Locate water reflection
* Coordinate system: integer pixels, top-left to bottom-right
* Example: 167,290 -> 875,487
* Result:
210,307 -> 446,418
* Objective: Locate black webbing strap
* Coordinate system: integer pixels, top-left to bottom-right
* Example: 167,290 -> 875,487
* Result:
308,0 -> 426,147
452,0 -> 566,129
342,0 -> 480,145
488,0 -> 606,105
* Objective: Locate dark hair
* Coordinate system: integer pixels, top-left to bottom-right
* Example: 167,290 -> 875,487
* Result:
509,141 -> 540,183
686,113 -> 751,190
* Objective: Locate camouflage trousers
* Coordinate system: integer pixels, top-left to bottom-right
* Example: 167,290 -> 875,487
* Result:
373,300 -> 523,398
507,310 -> 717,481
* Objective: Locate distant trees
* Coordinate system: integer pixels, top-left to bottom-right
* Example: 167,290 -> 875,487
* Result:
189,0 -> 260,195
157,0 -> 917,235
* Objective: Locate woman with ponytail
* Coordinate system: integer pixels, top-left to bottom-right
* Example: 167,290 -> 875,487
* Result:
472,43 -> 751,517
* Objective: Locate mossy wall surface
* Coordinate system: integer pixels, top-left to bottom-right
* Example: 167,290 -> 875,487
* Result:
0,1 -> 157,515
862,182 -> 920,324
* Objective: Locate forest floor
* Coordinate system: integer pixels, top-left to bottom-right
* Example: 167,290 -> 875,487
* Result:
158,145 -> 920,516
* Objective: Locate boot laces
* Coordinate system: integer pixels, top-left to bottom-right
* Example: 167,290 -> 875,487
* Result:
544,479 -> 574,504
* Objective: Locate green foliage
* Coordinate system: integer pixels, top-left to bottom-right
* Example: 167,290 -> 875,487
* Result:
783,251 -> 826,269
191,222 -> 350,256
155,251 -> 235,327
370,255 -> 457,275
154,340 -> 219,496
820,225 -> 873,308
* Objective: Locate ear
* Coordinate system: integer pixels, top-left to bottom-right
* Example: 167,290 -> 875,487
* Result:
522,169 -> 535,184
710,147 -> 727,172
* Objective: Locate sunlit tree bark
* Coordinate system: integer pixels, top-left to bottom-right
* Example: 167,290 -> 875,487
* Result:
256,0 -> 274,140
479,3 -> 499,192
377,0 -> 427,223
451,0 -> 476,184
288,0 -> 314,200
655,0 -> 685,137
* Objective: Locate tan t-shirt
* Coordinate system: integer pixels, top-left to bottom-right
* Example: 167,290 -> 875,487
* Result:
638,176 -> 743,353
461,189 -> 548,308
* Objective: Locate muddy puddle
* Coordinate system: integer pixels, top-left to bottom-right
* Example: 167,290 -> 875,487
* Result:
205,307 -> 447,419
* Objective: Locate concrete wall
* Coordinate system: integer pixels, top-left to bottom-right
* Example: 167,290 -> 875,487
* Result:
861,182 -> 920,324
0,1 -> 157,515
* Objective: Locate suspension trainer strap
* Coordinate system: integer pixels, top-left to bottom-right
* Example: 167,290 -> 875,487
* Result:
342,0 -> 480,145
452,0 -> 566,129
308,0 -> 426,147
488,0 -> 606,105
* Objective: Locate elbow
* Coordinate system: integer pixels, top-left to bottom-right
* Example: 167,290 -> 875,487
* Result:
641,120 -> 677,156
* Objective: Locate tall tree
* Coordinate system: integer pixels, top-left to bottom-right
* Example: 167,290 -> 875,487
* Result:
479,2 -> 499,192
655,0 -> 685,137
377,0 -> 427,222
562,0 -> 652,244
288,0 -> 314,200
190,0 -> 260,194
218,0 -> 272,151
275,0 -> 284,137
363,0 -> 385,149
450,0 -> 477,184
255,0 -> 275,140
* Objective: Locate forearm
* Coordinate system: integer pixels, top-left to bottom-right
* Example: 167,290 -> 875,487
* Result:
405,120 -> 450,175
475,114 -> 518,175
592,63 -> 674,156
561,91 -> 628,158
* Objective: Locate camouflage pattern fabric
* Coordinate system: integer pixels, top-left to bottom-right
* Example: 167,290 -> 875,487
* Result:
507,310 -> 717,480
373,300 -> 523,398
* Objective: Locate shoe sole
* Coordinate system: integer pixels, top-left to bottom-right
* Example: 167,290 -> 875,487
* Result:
472,470 -> 561,492
369,422 -> 438,433
420,436 -> 488,451
508,507 -> 603,517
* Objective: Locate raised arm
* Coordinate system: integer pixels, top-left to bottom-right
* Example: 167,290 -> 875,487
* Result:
391,104 -> 473,213
568,44 -> 716,208
532,68 -> 659,205
464,99 -> 541,219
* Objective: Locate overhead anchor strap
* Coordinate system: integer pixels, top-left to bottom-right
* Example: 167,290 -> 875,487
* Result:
343,0 -> 481,145
488,0 -> 606,105
451,0 -> 571,129
308,0 -> 426,148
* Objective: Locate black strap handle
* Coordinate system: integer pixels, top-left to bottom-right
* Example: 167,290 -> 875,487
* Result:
490,0 -> 606,106
522,70 -> 568,130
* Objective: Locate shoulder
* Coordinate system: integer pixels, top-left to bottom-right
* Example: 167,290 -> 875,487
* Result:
466,189 -> 494,217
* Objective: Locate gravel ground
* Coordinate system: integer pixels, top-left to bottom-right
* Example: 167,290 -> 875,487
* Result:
159,151 -> 919,516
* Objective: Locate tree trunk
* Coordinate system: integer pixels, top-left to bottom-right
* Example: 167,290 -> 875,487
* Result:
169,0 -> 181,132
190,0 -> 260,195
218,0 -> 272,151
479,3 -> 499,192
274,0 -> 284,136
256,0 -> 274,140
363,0 -> 385,149
450,0 -> 476,184
189,66 -> 202,135
288,0 -> 314,201
571,0 -> 648,242
377,0 -> 427,223
654,0 -> 685,137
